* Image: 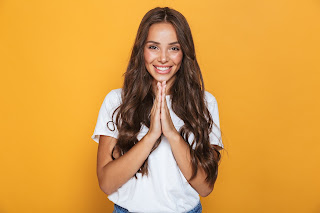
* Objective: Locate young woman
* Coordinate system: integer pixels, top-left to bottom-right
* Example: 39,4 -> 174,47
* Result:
92,7 -> 224,213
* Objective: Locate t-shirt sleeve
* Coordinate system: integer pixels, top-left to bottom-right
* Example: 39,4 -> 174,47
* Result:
91,90 -> 120,143
206,92 -> 224,149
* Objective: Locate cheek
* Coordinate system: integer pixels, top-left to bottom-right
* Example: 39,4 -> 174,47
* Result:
144,50 -> 157,64
172,53 -> 183,65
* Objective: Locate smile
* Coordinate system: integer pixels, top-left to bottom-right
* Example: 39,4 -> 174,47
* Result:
153,65 -> 173,74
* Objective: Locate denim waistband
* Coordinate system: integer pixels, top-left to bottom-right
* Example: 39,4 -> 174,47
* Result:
113,201 -> 202,213
186,201 -> 202,213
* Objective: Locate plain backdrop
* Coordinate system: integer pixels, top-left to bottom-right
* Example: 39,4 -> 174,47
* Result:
0,0 -> 319,212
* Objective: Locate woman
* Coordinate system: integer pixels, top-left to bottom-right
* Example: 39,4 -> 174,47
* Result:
92,7 -> 223,213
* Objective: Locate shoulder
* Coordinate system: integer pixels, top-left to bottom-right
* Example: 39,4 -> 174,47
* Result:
102,88 -> 122,108
106,88 -> 122,98
104,88 -> 122,101
204,90 -> 218,105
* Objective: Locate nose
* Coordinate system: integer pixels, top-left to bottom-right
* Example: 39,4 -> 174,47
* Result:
158,49 -> 169,63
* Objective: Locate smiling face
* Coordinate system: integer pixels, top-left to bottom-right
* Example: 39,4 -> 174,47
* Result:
144,22 -> 183,95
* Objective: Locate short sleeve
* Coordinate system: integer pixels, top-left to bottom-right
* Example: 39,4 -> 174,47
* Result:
205,91 -> 224,149
91,89 -> 122,143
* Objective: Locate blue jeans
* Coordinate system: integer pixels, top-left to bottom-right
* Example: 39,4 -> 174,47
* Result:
113,201 -> 202,213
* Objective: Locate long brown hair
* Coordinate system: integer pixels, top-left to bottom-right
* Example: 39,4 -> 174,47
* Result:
109,7 -> 222,187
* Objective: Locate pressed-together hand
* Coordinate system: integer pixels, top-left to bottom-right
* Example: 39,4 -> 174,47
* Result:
148,81 -> 179,140
159,81 -> 179,139
148,82 -> 162,139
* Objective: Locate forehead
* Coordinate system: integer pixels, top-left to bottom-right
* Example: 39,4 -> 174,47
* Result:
146,23 -> 178,42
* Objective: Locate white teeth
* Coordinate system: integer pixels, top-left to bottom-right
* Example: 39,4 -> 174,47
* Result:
155,66 -> 170,71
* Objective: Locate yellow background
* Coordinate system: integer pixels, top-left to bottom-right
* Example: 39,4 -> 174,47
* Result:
1,0 -> 319,212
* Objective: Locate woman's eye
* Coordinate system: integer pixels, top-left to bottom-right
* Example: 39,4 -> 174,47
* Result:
148,46 -> 158,50
171,47 -> 180,51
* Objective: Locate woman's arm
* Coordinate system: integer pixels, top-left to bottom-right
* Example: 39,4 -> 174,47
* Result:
167,133 -> 220,197
159,81 -> 220,197
97,83 -> 163,195
97,134 -> 157,195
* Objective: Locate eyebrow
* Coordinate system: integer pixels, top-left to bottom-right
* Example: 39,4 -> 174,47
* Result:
146,41 -> 180,45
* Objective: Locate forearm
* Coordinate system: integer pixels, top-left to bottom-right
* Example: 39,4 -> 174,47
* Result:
168,133 -> 215,197
99,134 -> 156,195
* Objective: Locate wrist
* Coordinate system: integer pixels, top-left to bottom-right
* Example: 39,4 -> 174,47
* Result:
145,132 -> 160,144
165,130 -> 181,143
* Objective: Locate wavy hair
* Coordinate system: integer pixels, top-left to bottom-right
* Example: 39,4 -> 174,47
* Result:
109,7 -> 222,187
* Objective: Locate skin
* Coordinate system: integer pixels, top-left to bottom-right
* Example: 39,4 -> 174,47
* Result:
97,22 -> 216,197
144,22 -> 183,95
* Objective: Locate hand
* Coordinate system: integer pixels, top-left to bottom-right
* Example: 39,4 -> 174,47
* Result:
159,81 -> 179,139
147,82 -> 162,140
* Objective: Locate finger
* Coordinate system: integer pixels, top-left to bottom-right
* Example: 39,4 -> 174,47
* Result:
151,82 -> 161,114
157,83 -> 162,113
161,84 -> 166,112
157,82 -> 162,102
162,81 -> 166,103
163,84 -> 167,107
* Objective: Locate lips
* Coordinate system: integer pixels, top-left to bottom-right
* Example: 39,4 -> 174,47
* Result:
153,65 -> 173,74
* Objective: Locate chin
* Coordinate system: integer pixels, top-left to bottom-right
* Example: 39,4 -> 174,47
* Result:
153,75 -> 172,83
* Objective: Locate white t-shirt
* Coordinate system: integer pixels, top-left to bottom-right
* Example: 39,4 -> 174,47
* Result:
92,88 -> 223,213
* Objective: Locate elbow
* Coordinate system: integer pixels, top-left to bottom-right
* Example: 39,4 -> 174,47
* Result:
200,189 -> 212,197
199,185 -> 214,197
97,168 -> 116,195
98,178 -> 116,196
99,182 -> 115,196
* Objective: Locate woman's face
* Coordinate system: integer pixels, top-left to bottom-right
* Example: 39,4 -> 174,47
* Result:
144,22 -> 183,93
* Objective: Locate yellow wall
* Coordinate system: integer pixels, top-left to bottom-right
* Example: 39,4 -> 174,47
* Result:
1,0 -> 319,212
